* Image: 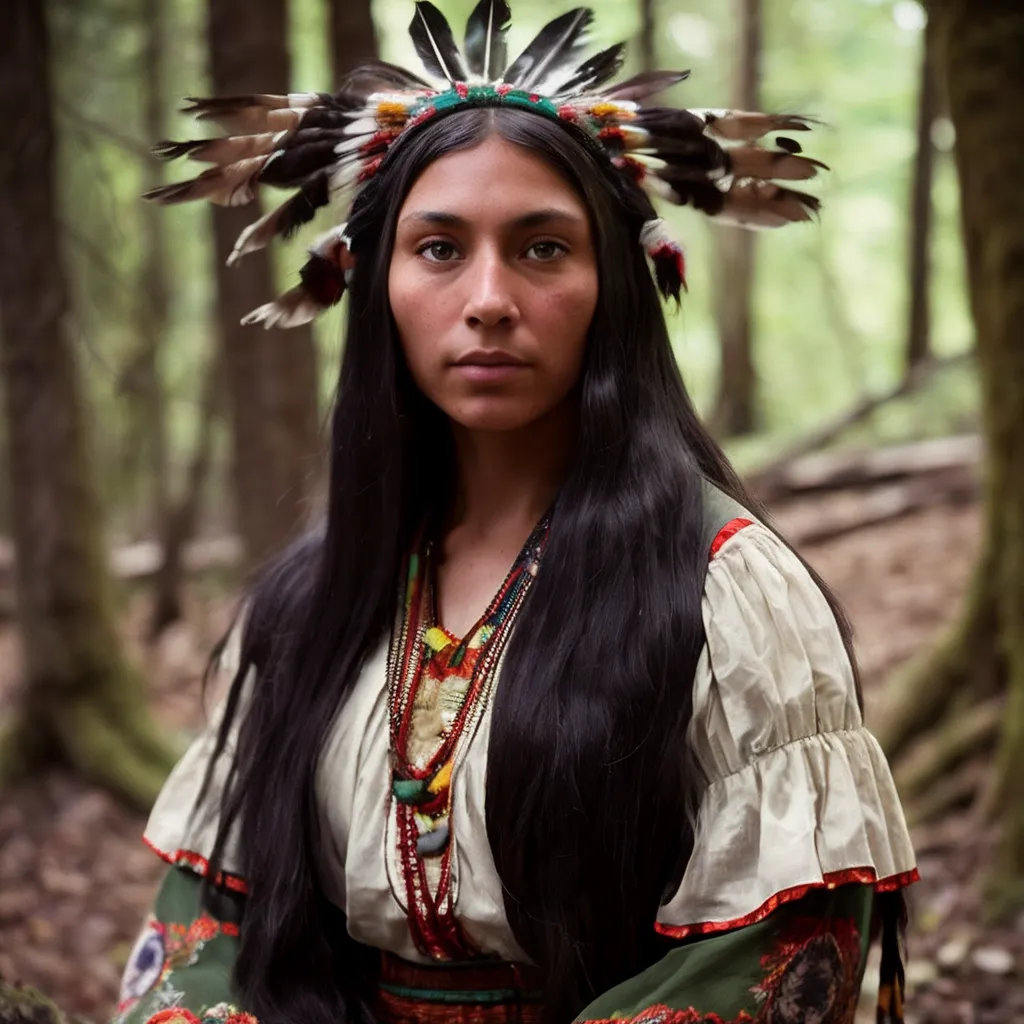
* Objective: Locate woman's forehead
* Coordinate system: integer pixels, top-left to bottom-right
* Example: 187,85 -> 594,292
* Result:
397,135 -> 587,227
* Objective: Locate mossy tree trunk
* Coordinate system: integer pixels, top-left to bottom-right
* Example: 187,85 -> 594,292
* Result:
209,0 -> 321,568
878,0 -> 1024,917
330,0 -> 377,80
0,0 -> 177,809
710,0 -> 761,438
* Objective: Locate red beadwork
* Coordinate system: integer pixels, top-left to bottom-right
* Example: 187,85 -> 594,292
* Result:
387,520 -> 550,961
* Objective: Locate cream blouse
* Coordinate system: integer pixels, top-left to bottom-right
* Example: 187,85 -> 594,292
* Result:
143,520 -> 917,963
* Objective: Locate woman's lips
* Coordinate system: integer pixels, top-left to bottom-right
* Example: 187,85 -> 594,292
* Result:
452,349 -> 528,383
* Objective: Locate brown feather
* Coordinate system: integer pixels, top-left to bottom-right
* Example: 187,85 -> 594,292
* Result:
717,180 -> 820,228
702,110 -> 818,143
726,146 -> 828,181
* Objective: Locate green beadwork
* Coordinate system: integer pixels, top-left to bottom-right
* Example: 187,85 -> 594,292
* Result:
392,777 -> 429,804
413,85 -> 560,121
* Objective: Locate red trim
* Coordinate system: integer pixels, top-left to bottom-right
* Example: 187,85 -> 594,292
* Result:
709,517 -> 754,559
144,835 -> 249,895
654,866 -> 920,940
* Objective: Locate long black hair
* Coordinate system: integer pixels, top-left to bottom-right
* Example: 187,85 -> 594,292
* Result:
199,104 -> 861,1023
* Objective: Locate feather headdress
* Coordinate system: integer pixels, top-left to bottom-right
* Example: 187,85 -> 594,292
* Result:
146,0 -> 827,326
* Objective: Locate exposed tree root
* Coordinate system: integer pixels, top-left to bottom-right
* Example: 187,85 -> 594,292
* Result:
0,974 -> 85,1024
0,670 -> 180,812
874,538 -> 1000,759
905,758 -> 988,827
893,698 -> 1002,803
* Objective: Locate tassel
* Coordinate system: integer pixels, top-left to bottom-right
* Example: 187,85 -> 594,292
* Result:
640,218 -> 687,302
876,890 -> 908,1024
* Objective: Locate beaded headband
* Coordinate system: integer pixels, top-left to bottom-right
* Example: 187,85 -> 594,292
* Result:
145,1 -> 827,328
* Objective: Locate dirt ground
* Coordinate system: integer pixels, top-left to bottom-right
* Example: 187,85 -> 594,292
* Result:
0,498 -> 1021,1022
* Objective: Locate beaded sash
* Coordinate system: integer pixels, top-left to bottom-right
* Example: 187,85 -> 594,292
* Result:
386,518 -> 550,960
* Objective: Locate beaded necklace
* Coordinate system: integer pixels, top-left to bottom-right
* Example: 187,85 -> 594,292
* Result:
386,516 -> 550,960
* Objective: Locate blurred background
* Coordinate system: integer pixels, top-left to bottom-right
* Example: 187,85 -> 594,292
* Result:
0,0 -> 1021,1021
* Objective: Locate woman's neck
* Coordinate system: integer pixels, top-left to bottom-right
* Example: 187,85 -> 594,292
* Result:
448,401 -> 576,540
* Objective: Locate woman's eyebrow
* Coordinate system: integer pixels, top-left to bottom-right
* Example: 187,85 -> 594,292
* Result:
398,208 -> 584,230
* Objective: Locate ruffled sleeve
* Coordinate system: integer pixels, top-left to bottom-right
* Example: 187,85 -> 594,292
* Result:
656,520 -> 918,940
142,619 -> 251,891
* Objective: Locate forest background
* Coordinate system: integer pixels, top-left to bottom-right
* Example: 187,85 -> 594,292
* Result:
0,0 -> 1022,1021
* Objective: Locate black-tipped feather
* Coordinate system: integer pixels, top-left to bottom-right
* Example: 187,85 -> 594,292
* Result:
464,0 -> 511,80
336,59 -> 433,96
655,170 -> 728,215
410,2 -> 467,83
503,7 -> 593,92
556,43 -> 626,95
604,69 -> 690,101
152,139 -> 208,161
636,106 -> 707,137
260,172 -> 332,243
258,141 -> 339,188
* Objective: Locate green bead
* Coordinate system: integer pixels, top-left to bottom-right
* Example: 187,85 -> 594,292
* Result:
393,777 -> 428,804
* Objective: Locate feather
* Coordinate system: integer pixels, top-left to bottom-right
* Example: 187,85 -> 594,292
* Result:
464,0 -> 511,81
240,285 -> 322,330
635,106 -> 707,139
336,59 -> 433,97
701,110 -> 819,143
603,69 -> 690,102
775,135 -> 803,154
716,180 -> 821,227
258,140 -> 339,187
410,2 -> 468,84
653,167 -> 728,216
241,246 -> 351,329
181,95 -> 307,133
153,132 -> 282,166
503,8 -> 593,93
555,43 -> 626,96
142,155 -> 267,206
226,171 -> 331,266
726,145 -> 828,181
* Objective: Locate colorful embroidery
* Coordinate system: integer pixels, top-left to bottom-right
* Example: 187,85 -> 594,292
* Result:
582,1007 -> 755,1023
386,516 -> 549,961
117,912 -> 240,1017
145,1007 -> 257,1024
581,914 -> 864,1024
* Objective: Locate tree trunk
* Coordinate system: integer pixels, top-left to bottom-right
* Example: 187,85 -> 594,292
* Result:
329,0 -> 377,80
0,0 -> 177,809
209,0 -> 321,568
903,11 -> 939,376
885,0 -> 1024,918
139,0 -> 171,528
710,0 -> 760,438
638,0 -> 656,73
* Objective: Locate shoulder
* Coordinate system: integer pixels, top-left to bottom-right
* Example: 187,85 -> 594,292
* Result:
693,518 -> 861,780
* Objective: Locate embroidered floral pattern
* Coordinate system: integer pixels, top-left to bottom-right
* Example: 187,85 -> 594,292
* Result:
144,1007 -> 258,1024
117,912 -> 240,1019
580,915 -> 862,1024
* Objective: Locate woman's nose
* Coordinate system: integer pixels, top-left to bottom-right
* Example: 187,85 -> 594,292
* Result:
462,252 -> 520,329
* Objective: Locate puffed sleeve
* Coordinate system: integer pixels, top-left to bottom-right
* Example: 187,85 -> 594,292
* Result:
655,521 -> 917,940
143,617 -> 251,892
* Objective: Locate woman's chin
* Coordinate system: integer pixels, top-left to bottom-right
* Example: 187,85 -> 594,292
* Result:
443,397 -> 552,434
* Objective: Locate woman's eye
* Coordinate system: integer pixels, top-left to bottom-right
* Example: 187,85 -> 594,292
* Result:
526,241 -> 567,261
418,240 -> 459,263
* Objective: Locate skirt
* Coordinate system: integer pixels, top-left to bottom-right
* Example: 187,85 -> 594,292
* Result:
373,951 -> 545,1024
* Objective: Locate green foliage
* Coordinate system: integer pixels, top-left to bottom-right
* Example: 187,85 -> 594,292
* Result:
43,0 -> 974,536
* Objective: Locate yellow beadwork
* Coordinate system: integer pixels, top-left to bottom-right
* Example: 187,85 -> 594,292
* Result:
428,760 -> 453,795
424,626 -> 453,652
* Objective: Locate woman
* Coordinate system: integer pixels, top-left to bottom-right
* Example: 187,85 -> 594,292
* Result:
117,4 -> 918,1023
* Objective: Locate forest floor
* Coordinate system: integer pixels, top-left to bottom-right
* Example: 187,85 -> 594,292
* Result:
0,496 -> 1021,1023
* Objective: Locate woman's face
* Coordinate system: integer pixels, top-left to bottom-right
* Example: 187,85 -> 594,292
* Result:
389,134 -> 598,433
